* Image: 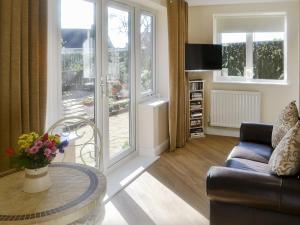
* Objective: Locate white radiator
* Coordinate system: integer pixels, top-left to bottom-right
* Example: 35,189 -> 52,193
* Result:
210,90 -> 261,128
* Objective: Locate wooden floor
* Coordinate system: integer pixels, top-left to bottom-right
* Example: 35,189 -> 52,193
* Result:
103,135 -> 238,225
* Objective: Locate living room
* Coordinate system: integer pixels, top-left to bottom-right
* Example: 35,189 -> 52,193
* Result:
0,0 -> 300,224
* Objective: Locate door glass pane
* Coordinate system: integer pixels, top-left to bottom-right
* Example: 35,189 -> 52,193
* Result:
60,0 -> 97,166
253,32 -> 284,80
140,14 -> 154,95
107,6 -> 132,160
221,33 -> 246,77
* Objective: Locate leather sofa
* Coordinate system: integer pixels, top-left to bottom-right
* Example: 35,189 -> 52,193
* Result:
206,123 -> 300,225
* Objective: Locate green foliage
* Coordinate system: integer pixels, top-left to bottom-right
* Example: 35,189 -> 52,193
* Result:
118,51 -> 129,84
108,98 -> 129,113
62,52 -> 83,73
222,43 -> 246,76
140,17 -> 153,93
121,140 -> 129,150
222,41 -> 284,80
141,69 -> 152,92
12,150 -> 50,169
253,41 -> 284,80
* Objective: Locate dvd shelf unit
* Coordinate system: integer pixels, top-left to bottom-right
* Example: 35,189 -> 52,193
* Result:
189,80 -> 205,138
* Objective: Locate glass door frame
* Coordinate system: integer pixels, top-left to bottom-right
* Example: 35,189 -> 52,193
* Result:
100,0 -> 136,169
48,0 -> 137,172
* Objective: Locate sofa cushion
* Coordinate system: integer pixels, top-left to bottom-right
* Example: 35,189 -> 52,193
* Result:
272,100 -> 299,148
226,158 -> 271,174
269,121 -> 300,176
227,142 -> 273,163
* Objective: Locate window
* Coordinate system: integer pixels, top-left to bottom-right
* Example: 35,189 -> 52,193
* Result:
139,12 -> 155,97
214,14 -> 286,84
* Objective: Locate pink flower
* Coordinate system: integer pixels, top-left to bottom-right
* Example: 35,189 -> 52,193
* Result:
50,141 -> 56,149
51,146 -> 57,153
28,146 -> 39,154
34,140 -> 43,148
44,140 -> 52,147
44,148 -> 52,157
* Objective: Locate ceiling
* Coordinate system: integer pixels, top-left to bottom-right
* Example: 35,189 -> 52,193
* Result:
187,0 -> 298,6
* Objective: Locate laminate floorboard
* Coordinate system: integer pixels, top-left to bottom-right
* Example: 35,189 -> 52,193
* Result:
103,135 -> 238,225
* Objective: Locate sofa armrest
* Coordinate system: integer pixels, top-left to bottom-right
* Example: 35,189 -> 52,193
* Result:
240,123 -> 273,146
207,166 -> 281,212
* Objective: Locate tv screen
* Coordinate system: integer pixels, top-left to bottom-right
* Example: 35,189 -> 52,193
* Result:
185,44 -> 222,71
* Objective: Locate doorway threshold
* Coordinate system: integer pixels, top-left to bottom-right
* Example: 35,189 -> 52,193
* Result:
104,155 -> 159,203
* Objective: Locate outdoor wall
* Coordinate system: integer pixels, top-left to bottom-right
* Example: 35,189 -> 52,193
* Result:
188,1 -> 299,136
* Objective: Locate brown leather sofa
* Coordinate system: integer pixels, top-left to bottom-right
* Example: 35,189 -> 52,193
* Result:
206,123 -> 300,225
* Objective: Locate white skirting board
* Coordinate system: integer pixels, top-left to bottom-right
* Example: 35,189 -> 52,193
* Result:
155,139 -> 169,155
205,126 -> 240,137
139,139 -> 170,157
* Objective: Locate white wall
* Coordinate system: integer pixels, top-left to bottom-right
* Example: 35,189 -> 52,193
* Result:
129,0 -> 166,10
188,2 -> 299,136
157,8 -> 170,99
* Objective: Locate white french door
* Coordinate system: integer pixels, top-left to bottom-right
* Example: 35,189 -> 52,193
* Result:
101,1 -> 135,167
58,0 -> 136,170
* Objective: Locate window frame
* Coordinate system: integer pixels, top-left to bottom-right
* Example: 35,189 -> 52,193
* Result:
213,12 -> 288,85
136,9 -> 157,101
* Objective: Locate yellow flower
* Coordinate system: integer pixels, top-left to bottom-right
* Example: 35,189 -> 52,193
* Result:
19,134 -> 29,140
49,135 -> 60,144
30,132 -> 39,140
17,140 -> 29,149
17,132 -> 39,149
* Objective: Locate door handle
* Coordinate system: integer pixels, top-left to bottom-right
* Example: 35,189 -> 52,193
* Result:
99,80 -> 110,97
99,81 -> 106,96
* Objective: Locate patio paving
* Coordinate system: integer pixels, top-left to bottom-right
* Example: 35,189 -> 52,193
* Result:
109,111 -> 130,158
60,94 -> 130,166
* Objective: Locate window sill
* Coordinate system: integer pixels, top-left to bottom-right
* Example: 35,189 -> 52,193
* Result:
213,79 -> 288,86
138,93 -> 158,104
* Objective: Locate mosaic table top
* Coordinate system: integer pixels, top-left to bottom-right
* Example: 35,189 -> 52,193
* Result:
0,163 -> 106,225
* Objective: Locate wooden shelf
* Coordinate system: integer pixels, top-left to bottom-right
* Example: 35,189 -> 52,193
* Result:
188,80 -> 205,139
190,108 -> 203,111
189,79 -> 206,82
189,90 -> 203,93
190,126 -> 203,129
190,98 -> 203,101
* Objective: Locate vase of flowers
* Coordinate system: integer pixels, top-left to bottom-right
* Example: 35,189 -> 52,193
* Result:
5,132 -> 68,193
23,165 -> 52,193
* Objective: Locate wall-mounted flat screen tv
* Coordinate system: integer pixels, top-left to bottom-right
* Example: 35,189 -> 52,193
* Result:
185,44 -> 222,71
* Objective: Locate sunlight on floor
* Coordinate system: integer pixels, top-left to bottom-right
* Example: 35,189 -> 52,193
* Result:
103,202 -> 129,225
103,171 -> 209,225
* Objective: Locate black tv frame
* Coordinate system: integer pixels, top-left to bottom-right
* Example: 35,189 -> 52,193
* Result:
185,43 -> 222,71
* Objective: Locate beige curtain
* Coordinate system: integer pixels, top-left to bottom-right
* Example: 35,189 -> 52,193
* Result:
167,0 -> 188,151
0,0 -> 48,172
